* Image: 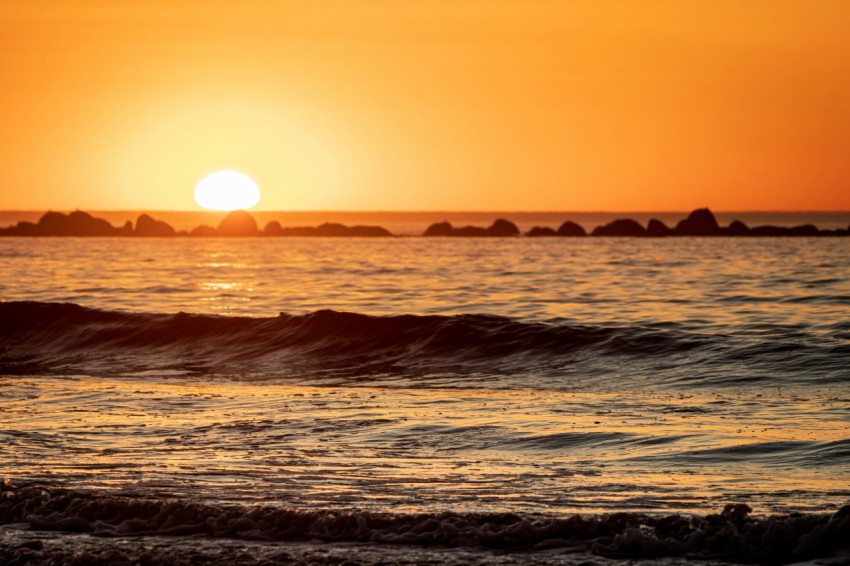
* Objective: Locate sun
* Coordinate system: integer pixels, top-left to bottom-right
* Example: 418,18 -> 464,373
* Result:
194,171 -> 261,211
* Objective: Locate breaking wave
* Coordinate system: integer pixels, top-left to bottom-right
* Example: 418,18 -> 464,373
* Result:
0,483 -> 847,563
0,301 -> 847,386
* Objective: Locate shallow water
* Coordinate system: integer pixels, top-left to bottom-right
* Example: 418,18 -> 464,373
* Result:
1,377 -> 848,515
1,236 -> 849,562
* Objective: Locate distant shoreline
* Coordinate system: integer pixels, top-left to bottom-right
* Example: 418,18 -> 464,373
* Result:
2,209 -> 850,234
1,208 -> 848,238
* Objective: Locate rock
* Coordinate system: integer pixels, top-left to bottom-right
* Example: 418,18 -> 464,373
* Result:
8,221 -> 38,236
271,223 -> 392,237
452,226 -> 490,236
424,221 -> 454,236
557,221 -> 587,237
37,211 -> 71,234
135,214 -> 176,237
217,210 -> 258,236
315,223 -> 352,236
190,225 -> 217,237
592,219 -> 647,237
727,220 -> 750,236
488,218 -> 520,236
675,208 -> 720,236
3,211 -> 130,236
423,219 -> 518,237
275,226 -> 317,236
67,211 -> 116,236
344,225 -> 392,237
29,210 -> 121,236
646,219 -> 671,237
312,223 -> 389,237
527,226 -> 557,237
789,224 -> 819,236
748,224 -> 819,237
264,221 -> 283,236
750,225 -> 791,236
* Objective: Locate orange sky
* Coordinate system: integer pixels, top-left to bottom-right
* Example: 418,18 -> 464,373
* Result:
1,1 -> 849,211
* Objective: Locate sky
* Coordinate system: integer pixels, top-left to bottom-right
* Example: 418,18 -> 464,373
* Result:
1,0 -> 849,211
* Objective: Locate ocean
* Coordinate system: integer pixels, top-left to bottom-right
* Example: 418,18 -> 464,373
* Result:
1,232 -> 849,564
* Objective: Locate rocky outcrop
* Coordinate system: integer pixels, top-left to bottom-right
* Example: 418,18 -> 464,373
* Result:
272,223 -> 391,237
527,226 -> 557,237
592,219 -> 647,237
647,219 -> 671,237
423,221 -> 453,236
489,219 -> 520,236
748,224 -> 822,237
189,225 -> 217,237
423,219 -> 519,237
0,207 -> 847,238
217,210 -> 259,236
675,208 -> 720,236
135,214 -> 176,237
557,221 -> 587,237
264,221 -> 284,236
0,211 -> 126,236
727,220 -> 750,236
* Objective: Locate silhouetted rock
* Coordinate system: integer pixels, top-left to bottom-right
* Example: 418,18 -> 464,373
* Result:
592,218 -> 647,237
750,225 -> 791,236
120,221 -> 133,236
68,211 -> 118,236
646,219 -> 671,237
264,221 -> 284,236
745,224 -> 820,237
135,214 -> 176,237
274,223 -> 392,237
3,221 -> 39,236
217,210 -> 258,236
423,221 -> 453,236
275,226 -> 316,236
190,225 -> 217,237
19,210 -> 125,236
315,223 -> 390,237
727,220 -> 750,236
452,226 -> 489,237
424,218 -> 519,237
675,208 -> 720,236
556,221 -> 587,237
527,226 -> 557,237
37,211 -> 71,234
345,225 -> 392,237
790,224 -> 819,236
488,218 -> 520,236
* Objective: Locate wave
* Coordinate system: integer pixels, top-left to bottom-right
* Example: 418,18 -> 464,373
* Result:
0,301 -> 847,386
0,483 -> 847,563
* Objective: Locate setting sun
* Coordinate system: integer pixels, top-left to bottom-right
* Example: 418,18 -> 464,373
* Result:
194,171 -> 261,211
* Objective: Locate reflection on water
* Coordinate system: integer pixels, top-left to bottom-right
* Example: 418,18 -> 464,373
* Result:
1,238 -> 848,330
1,376 -> 847,514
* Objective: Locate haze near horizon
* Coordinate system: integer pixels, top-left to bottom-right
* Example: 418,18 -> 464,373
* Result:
2,1 -> 849,211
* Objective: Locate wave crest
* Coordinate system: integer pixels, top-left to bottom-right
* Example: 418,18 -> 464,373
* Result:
1,301 -> 847,386
1,483 -> 848,562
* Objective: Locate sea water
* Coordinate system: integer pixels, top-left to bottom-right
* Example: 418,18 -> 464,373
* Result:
1,236 -> 849,563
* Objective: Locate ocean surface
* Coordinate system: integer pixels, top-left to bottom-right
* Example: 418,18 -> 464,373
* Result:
1,235 -> 849,563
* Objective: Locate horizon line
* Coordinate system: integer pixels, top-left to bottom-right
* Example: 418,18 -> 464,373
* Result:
2,208 -> 850,214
